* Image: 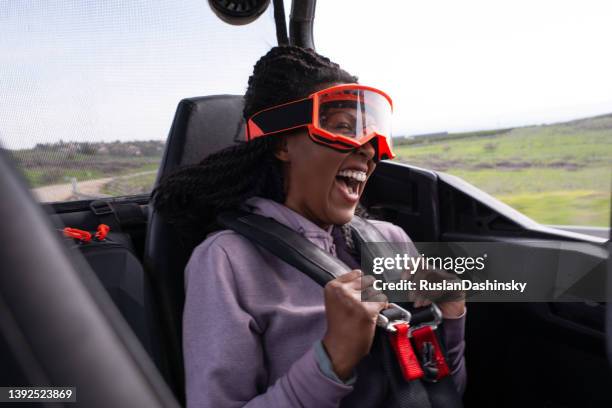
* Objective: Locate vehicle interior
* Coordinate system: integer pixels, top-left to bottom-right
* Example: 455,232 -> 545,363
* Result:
1,1 -> 611,407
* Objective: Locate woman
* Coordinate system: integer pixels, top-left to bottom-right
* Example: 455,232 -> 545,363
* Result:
153,46 -> 466,407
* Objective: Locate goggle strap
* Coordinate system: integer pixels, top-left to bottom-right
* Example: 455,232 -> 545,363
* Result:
248,98 -> 313,139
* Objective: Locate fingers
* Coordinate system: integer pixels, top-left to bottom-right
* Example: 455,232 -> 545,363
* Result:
359,274 -> 376,290
361,284 -> 385,301
325,271 -> 362,296
335,269 -> 363,283
365,295 -> 388,310
327,271 -> 387,307
358,275 -> 388,311
361,284 -> 379,299
334,270 -> 374,292
352,273 -> 384,300
335,271 -> 435,313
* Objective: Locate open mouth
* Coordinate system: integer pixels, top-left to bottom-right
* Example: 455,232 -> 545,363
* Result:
335,168 -> 367,202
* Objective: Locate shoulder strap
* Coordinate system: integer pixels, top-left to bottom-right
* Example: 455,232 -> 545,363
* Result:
350,216 -> 407,282
350,215 -> 387,241
350,216 -> 394,259
217,210 -> 350,286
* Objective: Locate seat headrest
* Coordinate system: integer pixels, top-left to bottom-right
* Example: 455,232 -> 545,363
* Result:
156,95 -> 244,183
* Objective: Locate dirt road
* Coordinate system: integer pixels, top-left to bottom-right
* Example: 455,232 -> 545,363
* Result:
32,170 -> 156,202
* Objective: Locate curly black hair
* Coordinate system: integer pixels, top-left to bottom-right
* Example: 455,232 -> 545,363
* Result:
151,46 -> 358,247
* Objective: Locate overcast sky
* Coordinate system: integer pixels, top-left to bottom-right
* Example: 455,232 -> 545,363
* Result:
1,0 -> 611,149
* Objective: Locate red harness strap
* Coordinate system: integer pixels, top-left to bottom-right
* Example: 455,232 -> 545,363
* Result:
95,223 -> 110,241
63,227 -> 92,242
411,325 -> 451,380
63,224 -> 110,242
388,322 -> 424,381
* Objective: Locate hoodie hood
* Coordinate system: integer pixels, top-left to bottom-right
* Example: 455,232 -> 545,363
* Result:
241,196 -> 337,256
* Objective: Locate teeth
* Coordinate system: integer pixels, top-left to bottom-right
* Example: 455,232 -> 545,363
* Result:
337,169 -> 367,182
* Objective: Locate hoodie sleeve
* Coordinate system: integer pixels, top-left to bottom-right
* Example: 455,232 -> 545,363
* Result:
368,220 -> 468,395
183,236 -> 354,408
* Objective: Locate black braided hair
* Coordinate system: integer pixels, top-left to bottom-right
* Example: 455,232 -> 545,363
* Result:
151,46 -> 358,247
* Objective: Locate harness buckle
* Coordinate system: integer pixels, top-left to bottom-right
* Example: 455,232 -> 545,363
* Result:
408,303 -> 443,335
409,304 -> 451,382
381,303 -> 452,382
376,303 -> 411,333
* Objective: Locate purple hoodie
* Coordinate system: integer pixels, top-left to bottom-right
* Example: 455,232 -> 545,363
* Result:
183,197 -> 466,407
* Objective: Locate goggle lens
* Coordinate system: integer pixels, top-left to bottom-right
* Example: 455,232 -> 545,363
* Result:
317,89 -> 392,140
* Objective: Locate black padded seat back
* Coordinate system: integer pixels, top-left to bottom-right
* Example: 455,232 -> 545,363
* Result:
144,95 -> 244,404
155,95 -> 245,178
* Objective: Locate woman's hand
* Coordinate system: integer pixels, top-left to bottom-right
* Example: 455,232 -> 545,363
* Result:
322,270 -> 388,381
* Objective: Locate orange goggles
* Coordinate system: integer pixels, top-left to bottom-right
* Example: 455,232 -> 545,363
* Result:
245,84 -> 395,161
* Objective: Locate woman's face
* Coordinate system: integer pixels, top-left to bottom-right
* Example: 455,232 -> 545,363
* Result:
276,129 -> 376,229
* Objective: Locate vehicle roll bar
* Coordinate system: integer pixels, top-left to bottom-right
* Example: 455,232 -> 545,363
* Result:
289,0 -> 316,49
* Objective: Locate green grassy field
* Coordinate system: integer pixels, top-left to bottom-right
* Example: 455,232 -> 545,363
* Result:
395,114 -> 612,226
101,171 -> 158,196
15,152 -> 161,188
21,161 -> 160,188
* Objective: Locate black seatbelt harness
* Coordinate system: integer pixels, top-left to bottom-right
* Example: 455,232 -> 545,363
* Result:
217,210 -> 463,408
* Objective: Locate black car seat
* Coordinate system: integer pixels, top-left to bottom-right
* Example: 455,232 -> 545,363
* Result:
143,95 -> 245,404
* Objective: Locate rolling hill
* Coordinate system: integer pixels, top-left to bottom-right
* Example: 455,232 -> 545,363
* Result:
395,114 -> 612,226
